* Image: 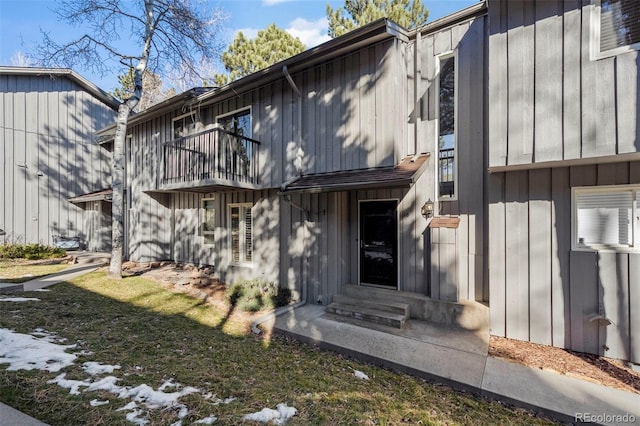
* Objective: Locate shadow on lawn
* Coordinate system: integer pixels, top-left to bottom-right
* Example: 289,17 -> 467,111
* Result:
0,271 -> 559,426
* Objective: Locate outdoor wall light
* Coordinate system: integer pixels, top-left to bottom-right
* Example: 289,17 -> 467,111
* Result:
421,199 -> 434,219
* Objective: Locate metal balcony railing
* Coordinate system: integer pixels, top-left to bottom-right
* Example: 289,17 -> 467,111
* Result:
438,148 -> 455,197
162,128 -> 260,186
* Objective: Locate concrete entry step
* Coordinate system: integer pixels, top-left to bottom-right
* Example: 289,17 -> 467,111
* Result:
332,294 -> 410,317
326,299 -> 409,329
336,284 -> 489,331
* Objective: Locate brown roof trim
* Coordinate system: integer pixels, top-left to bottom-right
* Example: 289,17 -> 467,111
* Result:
280,154 -> 429,194
68,188 -> 113,204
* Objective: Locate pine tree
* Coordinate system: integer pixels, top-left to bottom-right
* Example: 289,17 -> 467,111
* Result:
327,0 -> 429,38
214,24 -> 305,86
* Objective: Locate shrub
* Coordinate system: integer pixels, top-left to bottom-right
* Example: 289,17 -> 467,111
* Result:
0,243 -> 66,260
224,279 -> 293,312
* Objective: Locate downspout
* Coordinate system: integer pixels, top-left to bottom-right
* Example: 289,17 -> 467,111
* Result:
251,195 -> 310,335
251,67 -> 308,335
283,65 -> 304,175
413,30 -> 421,156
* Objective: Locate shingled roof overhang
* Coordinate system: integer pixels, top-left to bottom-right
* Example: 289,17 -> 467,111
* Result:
280,154 -> 429,194
68,188 -> 113,204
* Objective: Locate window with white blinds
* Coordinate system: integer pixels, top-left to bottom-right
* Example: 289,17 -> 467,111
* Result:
573,186 -> 639,251
229,203 -> 253,264
596,0 -> 640,57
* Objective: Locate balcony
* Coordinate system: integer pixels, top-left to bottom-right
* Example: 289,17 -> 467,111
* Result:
161,128 -> 260,192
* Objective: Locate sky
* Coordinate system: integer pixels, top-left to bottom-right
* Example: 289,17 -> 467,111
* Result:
0,0 -> 478,93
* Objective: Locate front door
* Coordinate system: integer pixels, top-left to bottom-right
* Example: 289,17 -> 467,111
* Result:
359,200 -> 398,288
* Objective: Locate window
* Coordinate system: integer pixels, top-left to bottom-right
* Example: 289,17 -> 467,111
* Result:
229,203 -> 252,264
172,107 -> 216,139
572,185 -> 640,251
594,0 -> 640,57
437,53 -> 456,199
201,198 -> 215,245
217,108 -> 251,138
217,108 -> 252,178
173,113 -> 197,139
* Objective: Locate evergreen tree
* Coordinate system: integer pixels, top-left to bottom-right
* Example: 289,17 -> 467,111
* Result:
214,24 -> 305,86
327,0 -> 429,38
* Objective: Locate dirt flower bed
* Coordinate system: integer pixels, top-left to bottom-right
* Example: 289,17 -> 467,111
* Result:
121,261 -> 264,332
122,261 -> 640,396
489,336 -> 640,395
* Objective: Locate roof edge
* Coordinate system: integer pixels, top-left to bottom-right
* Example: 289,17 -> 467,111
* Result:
412,1 -> 487,36
0,66 -> 121,110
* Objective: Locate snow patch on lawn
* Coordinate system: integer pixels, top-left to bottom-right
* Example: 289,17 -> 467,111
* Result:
0,297 -> 40,302
0,328 -> 76,372
194,415 -> 217,424
0,328 -> 244,425
354,370 -> 370,380
242,403 -> 297,425
83,361 -> 121,375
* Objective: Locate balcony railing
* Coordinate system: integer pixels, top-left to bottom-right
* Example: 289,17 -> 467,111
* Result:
438,148 -> 455,197
162,128 -> 260,186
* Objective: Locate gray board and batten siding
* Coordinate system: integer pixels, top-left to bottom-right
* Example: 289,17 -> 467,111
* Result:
409,8 -> 489,303
0,67 -> 118,248
487,0 -> 640,363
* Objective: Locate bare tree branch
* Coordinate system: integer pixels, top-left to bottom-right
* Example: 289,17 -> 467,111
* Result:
33,0 -> 227,278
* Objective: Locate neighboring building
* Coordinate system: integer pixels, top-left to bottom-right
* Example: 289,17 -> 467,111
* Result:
487,0 -> 640,364
0,67 -> 119,251
96,0 -> 640,365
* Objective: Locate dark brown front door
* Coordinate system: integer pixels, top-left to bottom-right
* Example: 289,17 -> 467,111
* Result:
359,200 -> 398,288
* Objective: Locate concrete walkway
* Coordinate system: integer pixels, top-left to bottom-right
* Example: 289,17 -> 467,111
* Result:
0,252 -> 109,292
1,252 -> 109,426
270,304 -> 640,426
0,403 -> 48,426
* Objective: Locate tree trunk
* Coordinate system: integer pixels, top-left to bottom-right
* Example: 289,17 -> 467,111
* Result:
108,68 -> 143,280
108,103 -> 131,279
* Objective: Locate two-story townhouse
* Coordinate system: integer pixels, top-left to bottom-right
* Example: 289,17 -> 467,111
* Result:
98,0 -> 640,367
0,67 -> 119,251
97,3 -> 489,331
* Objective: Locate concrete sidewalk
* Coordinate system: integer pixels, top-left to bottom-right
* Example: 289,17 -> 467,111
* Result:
0,252 -> 109,292
271,304 -> 640,426
0,402 -> 48,426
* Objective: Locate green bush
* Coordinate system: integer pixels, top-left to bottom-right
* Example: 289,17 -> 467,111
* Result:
0,243 -> 66,260
224,279 -> 292,312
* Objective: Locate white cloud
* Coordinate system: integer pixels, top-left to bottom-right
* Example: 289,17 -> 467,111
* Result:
230,17 -> 330,50
262,0 -> 292,5
236,27 -> 259,40
286,17 -> 331,48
